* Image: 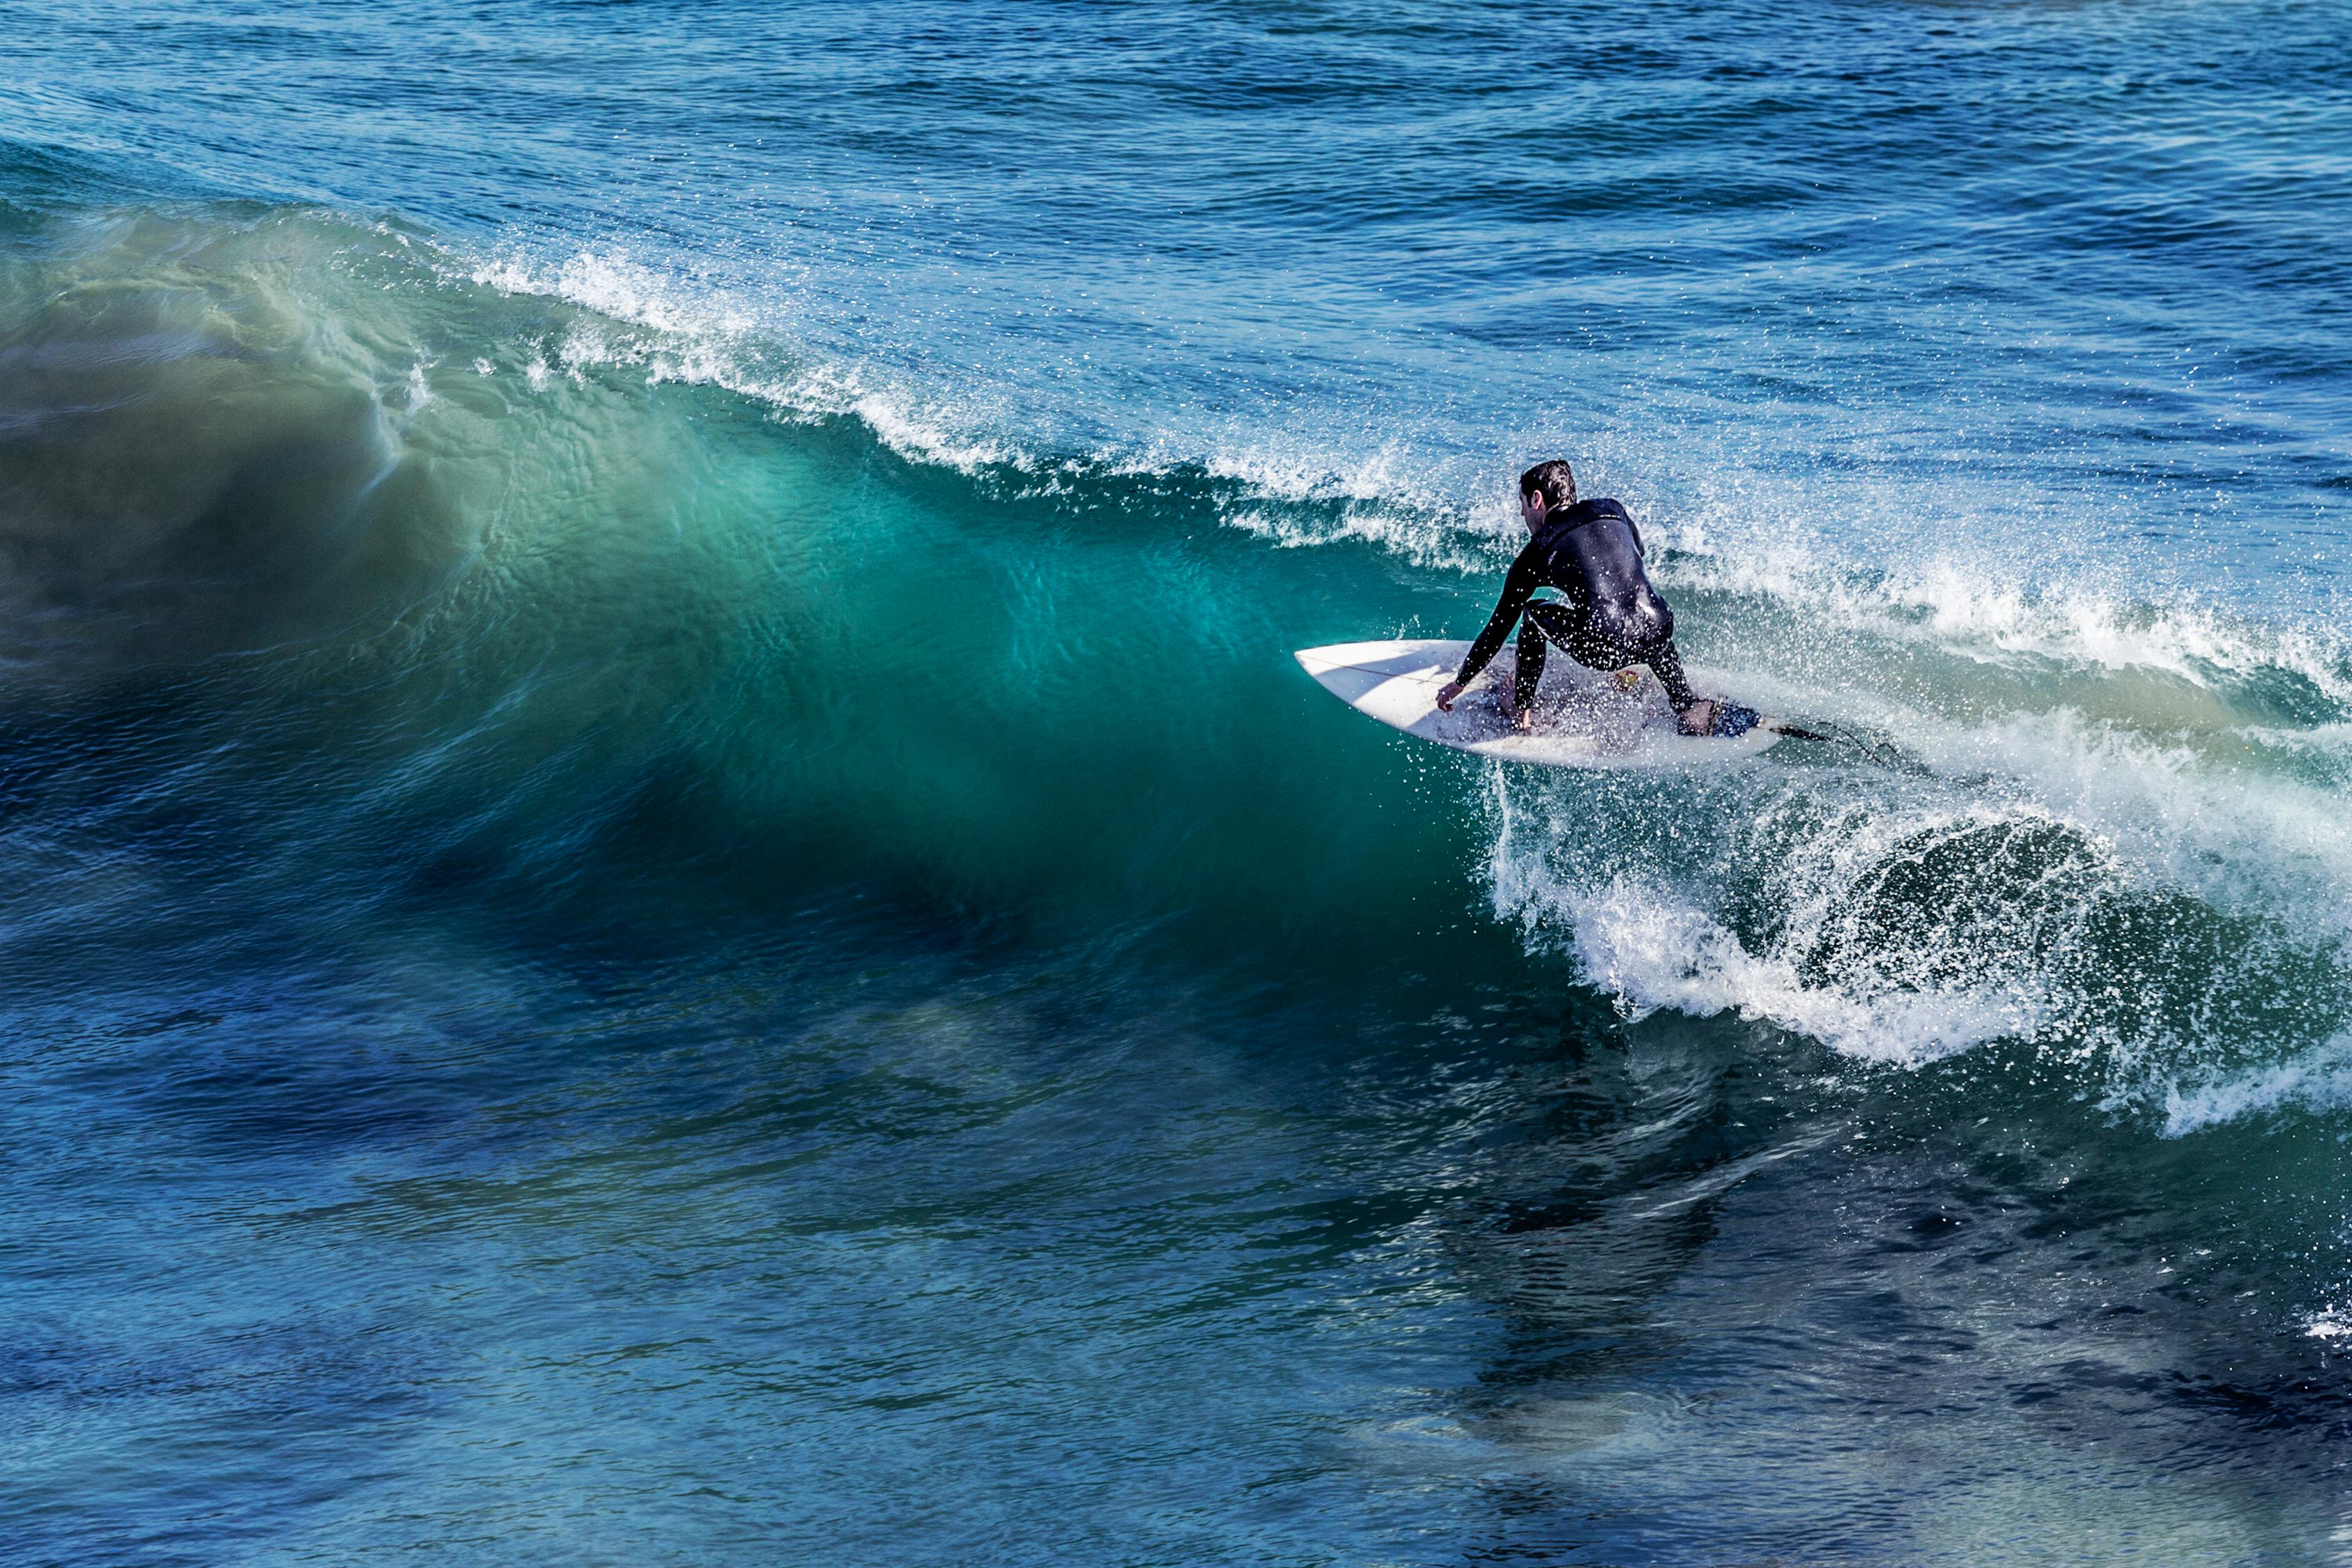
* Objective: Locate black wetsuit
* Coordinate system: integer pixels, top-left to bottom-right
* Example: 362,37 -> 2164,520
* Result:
1454,497 -> 1698,717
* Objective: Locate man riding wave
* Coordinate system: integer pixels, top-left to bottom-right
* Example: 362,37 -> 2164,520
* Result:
1435,460 -> 1719,736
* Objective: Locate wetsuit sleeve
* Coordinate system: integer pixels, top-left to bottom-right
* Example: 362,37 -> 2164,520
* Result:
1454,544 -> 1544,686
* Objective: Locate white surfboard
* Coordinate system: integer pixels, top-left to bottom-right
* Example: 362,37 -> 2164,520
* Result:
1296,638 -> 1785,769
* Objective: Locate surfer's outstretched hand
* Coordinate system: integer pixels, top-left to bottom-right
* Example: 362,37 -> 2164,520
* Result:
1435,679 -> 1466,712
1676,698 -> 1719,736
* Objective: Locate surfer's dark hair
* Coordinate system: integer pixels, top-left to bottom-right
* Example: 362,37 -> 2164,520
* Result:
1520,460 -> 1577,511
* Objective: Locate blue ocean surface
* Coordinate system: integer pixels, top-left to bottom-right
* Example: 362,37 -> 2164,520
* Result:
5,1 -> 2352,1562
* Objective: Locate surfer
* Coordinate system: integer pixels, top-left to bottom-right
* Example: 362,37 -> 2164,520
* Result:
1435,461 -> 1718,735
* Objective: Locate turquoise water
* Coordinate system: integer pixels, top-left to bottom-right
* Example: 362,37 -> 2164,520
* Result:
6,3 -> 2352,1562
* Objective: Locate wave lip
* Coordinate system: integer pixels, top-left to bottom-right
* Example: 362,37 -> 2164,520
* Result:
453,235 -> 2352,744
465,245 -> 1032,477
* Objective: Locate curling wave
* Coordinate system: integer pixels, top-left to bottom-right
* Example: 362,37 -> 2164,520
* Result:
6,201 -> 2351,1145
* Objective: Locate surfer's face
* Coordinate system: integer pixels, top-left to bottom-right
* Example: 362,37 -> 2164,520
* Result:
1520,488 -> 1547,531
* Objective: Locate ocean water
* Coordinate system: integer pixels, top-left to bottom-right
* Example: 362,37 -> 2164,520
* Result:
5,1 -> 2352,1562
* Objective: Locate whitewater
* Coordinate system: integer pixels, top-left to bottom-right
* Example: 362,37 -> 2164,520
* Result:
6,1 -> 2352,1564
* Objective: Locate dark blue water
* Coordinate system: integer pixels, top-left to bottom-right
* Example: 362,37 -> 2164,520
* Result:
6,2 -> 2352,1562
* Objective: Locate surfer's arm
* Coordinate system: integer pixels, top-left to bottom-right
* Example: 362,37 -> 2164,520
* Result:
1436,547 -> 1542,710
1454,548 -> 1542,683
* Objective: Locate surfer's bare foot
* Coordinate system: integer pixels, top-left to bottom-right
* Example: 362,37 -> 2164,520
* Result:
1676,699 -> 1717,736
1512,708 -> 1535,733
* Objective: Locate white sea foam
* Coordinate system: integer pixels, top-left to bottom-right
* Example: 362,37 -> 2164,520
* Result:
1511,868 -> 2043,1064
1902,706 -> 2352,937
1217,502 -> 1499,574
1660,531 -> 2352,702
2303,1307 -> 2352,1343
1485,761 -> 2077,1067
469,247 -> 759,340
467,244 -> 1026,475
1487,683 -> 2352,1119
2160,1036 -> 2352,1138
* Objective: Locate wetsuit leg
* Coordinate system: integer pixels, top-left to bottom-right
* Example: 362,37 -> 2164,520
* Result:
1521,604 -> 1700,718
1514,601 -> 1580,718
1534,604 -> 1702,715
1642,639 -> 1700,712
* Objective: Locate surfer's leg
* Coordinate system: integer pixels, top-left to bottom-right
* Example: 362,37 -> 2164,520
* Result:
1643,640 -> 1700,712
1513,607 -> 1562,723
1531,612 -> 1712,732
1641,640 -> 1718,732
1550,611 -> 1638,682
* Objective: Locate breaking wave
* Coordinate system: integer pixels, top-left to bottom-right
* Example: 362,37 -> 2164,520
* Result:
7,200 -> 2351,1146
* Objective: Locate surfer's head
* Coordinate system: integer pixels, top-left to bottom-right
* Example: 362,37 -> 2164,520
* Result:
1519,460 -> 1576,528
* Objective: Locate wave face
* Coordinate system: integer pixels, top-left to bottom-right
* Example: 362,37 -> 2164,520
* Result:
7,3 -> 2352,1563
